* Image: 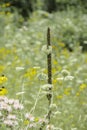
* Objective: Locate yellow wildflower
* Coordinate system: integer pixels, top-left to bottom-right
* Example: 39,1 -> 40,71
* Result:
58,41 -> 65,47
0,75 -> 8,84
34,117 -> 39,122
24,68 -> 37,79
0,87 -> 8,96
6,3 -> 11,7
53,79 -> 57,84
79,83 -> 86,91
64,88 -> 71,95
53,60 -> 58,65
76,92 -> 80,96
57,95 -> 63,99
64,90 -> 70,95
24,120 -> 29,125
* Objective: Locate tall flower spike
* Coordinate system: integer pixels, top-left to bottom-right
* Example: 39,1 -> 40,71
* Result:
47,27 -> 52,85
46,27 -> 53,124
39,28 -> 53,130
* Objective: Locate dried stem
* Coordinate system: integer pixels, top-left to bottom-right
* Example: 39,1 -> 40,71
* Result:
47,27 -> 52,85
39,27 -> 52,130
46,27 -> 52,122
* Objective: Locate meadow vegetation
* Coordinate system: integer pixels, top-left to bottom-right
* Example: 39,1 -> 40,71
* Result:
0,3 -> 87,130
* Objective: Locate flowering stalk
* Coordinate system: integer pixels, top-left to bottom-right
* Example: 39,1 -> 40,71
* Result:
47,27 -> 52,96
39,28 -> 52,130
46,27 -> 52,122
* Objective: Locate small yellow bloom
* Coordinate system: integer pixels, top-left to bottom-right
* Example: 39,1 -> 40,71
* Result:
0,87 -> 8,96
34,117 -> 39,122
24,120 -> 29,125
0,75 -> 8,84
76,92 -> 80,96
58,41 -> 65,47
6,3 -> 11,7
53,60 -> 58,65
64,90 -> 70,95
79,84 -> 86,91
53,79 -> 57,84
64,88 -> 71,95
57,95 -> 63,99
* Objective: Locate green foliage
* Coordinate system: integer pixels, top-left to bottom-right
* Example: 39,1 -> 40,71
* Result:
27,9 -> 87,51
0,0 -> 87,19
55,0 -> 86,14
0,0 -> 36,18
53,10 -> 87,51
0,9 -> 87,50
43,0 -> 57,12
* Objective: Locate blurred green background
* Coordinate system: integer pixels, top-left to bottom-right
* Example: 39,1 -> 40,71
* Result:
0,0 -> 87,51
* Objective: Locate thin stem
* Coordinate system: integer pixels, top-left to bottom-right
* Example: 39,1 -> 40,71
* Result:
30,86 -> 42,114
47,27 -> 52,85
39,27 -> 53,130
46,27 -> 52,123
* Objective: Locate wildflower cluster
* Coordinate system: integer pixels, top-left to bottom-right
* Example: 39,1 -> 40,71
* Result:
0,96 -> 24,128
42,45 -> 52,54
24,113 -> 48,129
61,69 -> 74,80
